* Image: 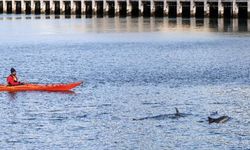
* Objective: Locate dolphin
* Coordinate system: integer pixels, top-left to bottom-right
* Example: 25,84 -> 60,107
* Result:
208,116 -> 230,124
133,107 -> 187,121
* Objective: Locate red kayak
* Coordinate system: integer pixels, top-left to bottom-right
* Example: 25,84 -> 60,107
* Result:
0,81 -> 82,92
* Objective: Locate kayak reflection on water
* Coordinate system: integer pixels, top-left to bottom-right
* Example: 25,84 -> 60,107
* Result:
7,68 -> 24,86
7,92 -> 17,100
7,91 -> 75,100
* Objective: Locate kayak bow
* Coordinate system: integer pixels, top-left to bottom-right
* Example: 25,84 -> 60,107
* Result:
0,81 -> 82,92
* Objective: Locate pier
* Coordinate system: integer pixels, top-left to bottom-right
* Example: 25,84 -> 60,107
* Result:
0,0 -> 249,18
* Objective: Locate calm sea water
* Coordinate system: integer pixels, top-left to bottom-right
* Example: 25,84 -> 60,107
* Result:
0,15 -> 250,149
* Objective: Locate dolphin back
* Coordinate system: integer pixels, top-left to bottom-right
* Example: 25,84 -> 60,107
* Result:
208,117 -> 214,123
208,116 -> 229,124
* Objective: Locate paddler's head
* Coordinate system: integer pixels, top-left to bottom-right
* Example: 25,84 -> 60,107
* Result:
10,68 -> 16,75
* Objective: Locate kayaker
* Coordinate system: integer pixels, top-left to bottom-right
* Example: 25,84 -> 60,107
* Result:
7,68 -> 24,86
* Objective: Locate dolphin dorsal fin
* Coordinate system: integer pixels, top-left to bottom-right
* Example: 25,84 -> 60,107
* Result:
175,107 -> 180,116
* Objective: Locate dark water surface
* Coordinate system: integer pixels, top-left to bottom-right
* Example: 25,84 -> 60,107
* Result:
0,15 -> 250,149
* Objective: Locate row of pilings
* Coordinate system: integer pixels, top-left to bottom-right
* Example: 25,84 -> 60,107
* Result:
0,0 -> 250,18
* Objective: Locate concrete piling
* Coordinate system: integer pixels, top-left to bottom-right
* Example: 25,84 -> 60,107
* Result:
0,0 -> 248,18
